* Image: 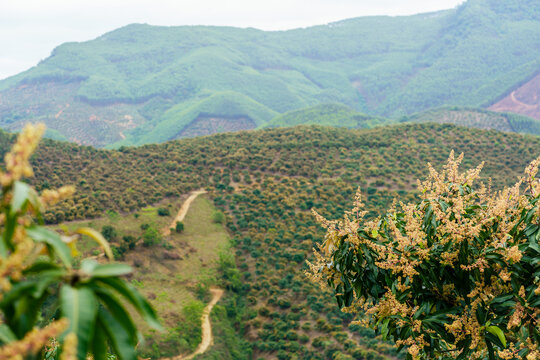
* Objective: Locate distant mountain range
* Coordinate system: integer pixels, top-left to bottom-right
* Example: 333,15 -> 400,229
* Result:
0,0 -> 538,147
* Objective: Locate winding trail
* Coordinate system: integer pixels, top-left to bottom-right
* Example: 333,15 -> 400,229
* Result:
510,90 -> 537,110
163,189 -> 207,236
160,188 -> 224,359
168,288 -> 224,360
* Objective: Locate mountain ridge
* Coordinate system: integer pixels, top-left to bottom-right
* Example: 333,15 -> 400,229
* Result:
0,0 -> 538,147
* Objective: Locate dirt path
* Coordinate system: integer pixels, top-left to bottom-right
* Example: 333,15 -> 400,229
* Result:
510,90 -> 537,110
163,189 -> 207,236
171,288 -> 224,360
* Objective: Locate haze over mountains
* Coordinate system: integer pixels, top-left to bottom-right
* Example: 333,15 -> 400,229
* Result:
0,0 -> 539,147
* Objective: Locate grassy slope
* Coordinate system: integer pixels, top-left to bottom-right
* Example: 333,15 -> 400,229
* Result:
62,194 -> 230,357
0,0 -> 539,146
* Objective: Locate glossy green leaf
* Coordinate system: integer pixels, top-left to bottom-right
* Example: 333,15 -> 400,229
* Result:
96,277 -> 161,330
97,307 -> 137,360
23,261 -> 62,275
26,226 -> 72,266
11,181 -> 39,214
75,227 -> 113,260
60,285 -> 98,360
0,280 -> 41,309
94,288 -> 138,344
91,317 -> 109,360
0,324 -> 16,344
87,263 -> 132,278
486,325 -> 506,348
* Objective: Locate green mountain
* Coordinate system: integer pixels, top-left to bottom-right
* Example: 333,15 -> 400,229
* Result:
2,123 -> 538,358
0,0 -> 538,147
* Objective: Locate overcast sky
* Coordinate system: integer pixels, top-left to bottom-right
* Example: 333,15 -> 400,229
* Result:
0,0 -> 465,80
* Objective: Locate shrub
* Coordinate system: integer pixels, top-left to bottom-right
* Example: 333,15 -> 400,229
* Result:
101,224 -> 118,241
143,226 -> 162,247
309,152 -> 540,360
175,221 -> 184,233
212,210 -> 226,224
122,235 -> 137,249
157,207 -> 170,216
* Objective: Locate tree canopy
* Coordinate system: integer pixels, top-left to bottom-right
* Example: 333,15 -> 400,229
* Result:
309,152 -> 540,360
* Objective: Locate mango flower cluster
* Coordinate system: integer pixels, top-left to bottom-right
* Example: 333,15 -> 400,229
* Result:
308,152 -> 540,360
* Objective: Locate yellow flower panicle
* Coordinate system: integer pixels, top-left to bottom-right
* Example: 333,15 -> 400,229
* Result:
59,332 -> 78,360
40,186 -> 76,208
0,227 -> 34,294
309,152 -> 540,359
0,318 -> 68,359
0,123 -> 45,187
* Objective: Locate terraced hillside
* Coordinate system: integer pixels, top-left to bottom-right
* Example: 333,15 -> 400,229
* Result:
2,124 -> 539,359
0,0 -> 538,147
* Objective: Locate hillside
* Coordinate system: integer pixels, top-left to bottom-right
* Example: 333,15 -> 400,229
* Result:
265,104 -> 392,129
265,104 -> 540,137
489,72 -> 540,120
0,0 -> 538,147
405,106 -> 540,135
2,123 -> 539,359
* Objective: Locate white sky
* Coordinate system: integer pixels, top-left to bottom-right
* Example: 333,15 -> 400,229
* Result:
0,0 -> 465,80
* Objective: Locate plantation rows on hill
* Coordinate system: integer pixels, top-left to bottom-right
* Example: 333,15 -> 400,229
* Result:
2,124 -> 539,359
266,104 -> 540,137
0,0 -> 539,146
404,106 -> 540,135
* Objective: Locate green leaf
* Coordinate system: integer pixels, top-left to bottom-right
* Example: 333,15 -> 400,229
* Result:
26,226 -> 72,266
0,324 -> 17,344
31,270 -> 65,298
97,307 -> 137,360
91,316 -> 109,360
75,227 -> 113,260
0,282 -> 36,306
60,285 -> 98,360
80,258 -> 98,274
23,261 -> 62,274
380,318 -> 390,340
486,325 -> 506,348
11,181 -> 39,214
86,263 -> 132,278
94,288 -> 139,344
96,277 -> 161,330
